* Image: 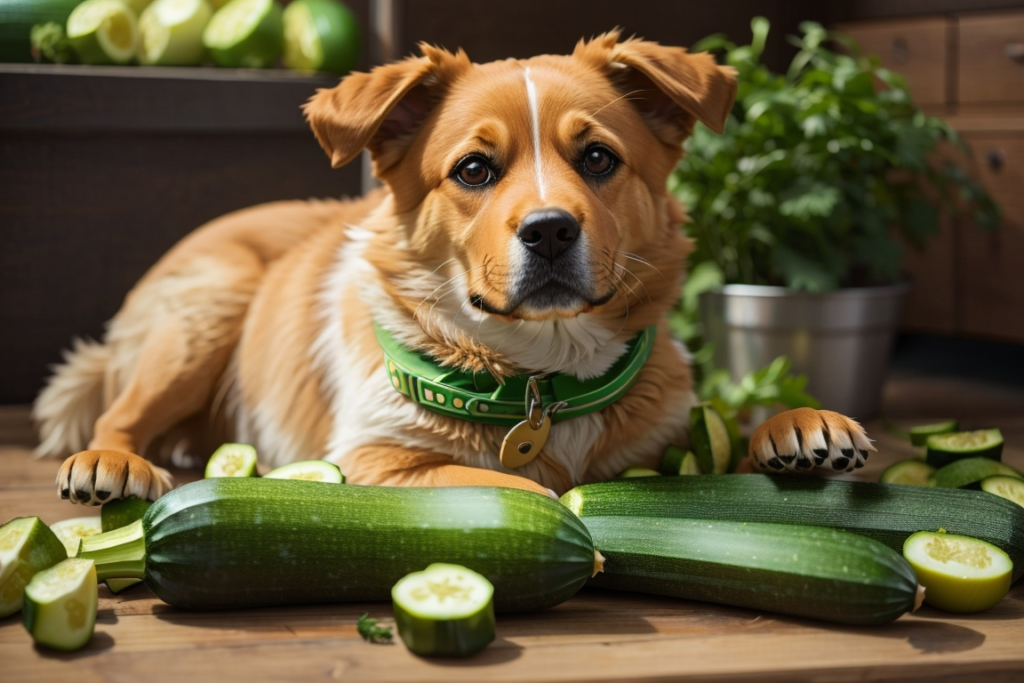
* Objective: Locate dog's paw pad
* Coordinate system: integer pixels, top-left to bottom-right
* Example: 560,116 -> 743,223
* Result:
56,450 -> 174,505
749,408 -> 875,474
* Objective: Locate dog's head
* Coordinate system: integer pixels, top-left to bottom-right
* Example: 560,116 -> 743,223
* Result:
305,31 -> 735,377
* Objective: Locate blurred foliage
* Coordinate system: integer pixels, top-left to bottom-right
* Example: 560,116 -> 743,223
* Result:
670,17 -> 1000,294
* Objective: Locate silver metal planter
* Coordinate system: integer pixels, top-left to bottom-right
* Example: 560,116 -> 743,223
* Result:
699,282 -> 912,418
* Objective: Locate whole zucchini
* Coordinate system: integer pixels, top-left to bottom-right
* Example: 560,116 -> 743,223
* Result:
79,478 -> 597,612
585,516 -> 921,626
561,474 -> 1024,582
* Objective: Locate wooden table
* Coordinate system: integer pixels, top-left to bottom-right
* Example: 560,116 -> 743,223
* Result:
2,398 -> 1024,682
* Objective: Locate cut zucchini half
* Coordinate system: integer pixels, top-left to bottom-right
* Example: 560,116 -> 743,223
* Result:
66,0 -> 137,64
926,429 -> 1004,468
105,578 -> 143,594
617,467 -> 662,479
263,460 -> 344,483
879,459 -> 936,487
659,446 -> 702,476
904,531 -> 1012,613
690,404 -> 730,474
49,517 -> 103,557
101,496 -> 152,532
138,0 -> 212,65
981,476 -> 1024,509
22,558 -> 97,651
282,0 -> 360,75
203,0 -> 283,68
205,443 -> 258,478
0,517 -> 68,617
909,420 -> 959,447
930,457 -> 1023,490
392,563 -> 496,658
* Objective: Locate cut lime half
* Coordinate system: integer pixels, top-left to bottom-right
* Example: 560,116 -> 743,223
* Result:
203,0 -> 283,68
283,0 -> 360,75
67,0 -> 137,64
138,0 -> 212,65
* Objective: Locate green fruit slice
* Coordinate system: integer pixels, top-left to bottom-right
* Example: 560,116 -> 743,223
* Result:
0,518 -> 68,618
66,0 -> 137,64
981,475 -> 1024,509
909,420 -> 959,447
925,429 -> 1004,468
903,531 -> 1012,613
660,446 -> 702,475
49,517 -> 103,557
205,443 -> 258,478
138,0 -> 212,65
203,0 -> 283,68
616,467 -> 662,479
879,459 -> 936,487
283,0 -> 360,75
263,460 -> 344,483
121,0 -> 157,14
690,404 -> 730,474
392,563 -> 496,658
930,457 -> 1022,490
22,558 -> 97,651
105,578 -> 143,594
101,496 -> 153,532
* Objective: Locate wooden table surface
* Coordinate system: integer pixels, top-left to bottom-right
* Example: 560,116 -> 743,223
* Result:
3,390 -> 1024,683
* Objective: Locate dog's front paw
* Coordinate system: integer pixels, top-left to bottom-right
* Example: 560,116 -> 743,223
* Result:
56,450 -> 174,505
749,408 -> 875,474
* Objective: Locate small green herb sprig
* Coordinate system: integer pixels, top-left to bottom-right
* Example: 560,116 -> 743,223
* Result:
30,22 -> 77,64
356,612 -> 393,643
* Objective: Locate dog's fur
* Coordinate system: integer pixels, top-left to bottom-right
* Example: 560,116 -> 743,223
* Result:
35,31 -> 870,505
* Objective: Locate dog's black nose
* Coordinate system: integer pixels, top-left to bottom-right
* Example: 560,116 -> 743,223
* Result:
516,209 -> 580,261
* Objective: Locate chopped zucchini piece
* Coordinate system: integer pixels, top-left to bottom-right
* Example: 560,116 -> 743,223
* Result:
138,0 -> 213,66
879,459 -> 936,487
690,404 -> 730,474
392,563 -> 495,657
263,460 -> 344,483
66,0 -> 137,64
981,476 -> 1024,509
659,446 -> 702,476
22,558 -> 97,651
205,443 -> 258,478
617,467 -> 662,479
101,496 -> 152,532
202,0 -> 283,68
49,517 -> 102,557
903,531 -> 1012,613
105,578 -> 143,594
909,420 -> 959,447
926,429 -> 1003,468
930,457 -> 1023,490
0,517 -> 68,617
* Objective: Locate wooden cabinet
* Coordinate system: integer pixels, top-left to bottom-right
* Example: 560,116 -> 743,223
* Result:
838,10 -> 1024,343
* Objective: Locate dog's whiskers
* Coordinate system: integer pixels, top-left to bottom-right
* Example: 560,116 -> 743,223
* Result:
615,250 -> 669,283
614,262 -> 652,304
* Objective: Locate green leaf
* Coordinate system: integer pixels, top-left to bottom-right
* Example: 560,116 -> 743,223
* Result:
771,245 -> 839,292
356,613 -> 393,643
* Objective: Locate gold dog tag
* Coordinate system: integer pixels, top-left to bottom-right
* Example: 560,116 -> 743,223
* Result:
500,418 -> 551,469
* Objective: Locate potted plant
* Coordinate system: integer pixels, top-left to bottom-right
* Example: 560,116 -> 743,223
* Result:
670,18 -> 999,418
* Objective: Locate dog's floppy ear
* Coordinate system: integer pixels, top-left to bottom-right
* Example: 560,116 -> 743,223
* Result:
575,31 -> 737,144
303,44 -> 471,173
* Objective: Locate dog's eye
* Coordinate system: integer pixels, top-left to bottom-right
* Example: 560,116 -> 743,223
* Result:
453,156 -> 495,188
582,145 -> 616,177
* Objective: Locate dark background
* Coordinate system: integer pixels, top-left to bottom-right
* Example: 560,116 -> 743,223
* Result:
1,0 -> 1021,404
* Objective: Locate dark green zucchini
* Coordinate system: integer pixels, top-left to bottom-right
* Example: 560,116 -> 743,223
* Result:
77,478 -> 597,612
585,516 -> 920,626
561,474 -> 1024,582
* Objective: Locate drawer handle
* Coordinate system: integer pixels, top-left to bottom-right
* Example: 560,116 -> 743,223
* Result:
987,150 -> 1005,172
1008,42 -> 1024,63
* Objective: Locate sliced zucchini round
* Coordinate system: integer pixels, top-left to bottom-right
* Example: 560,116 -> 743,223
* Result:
926,429 -> 1004,468
879,459 -> 936,487
0,517 -> 68,617
203,0 -> 283,68
22,558 -> 97,651
66,0 -> 138,64
205,443 -> 258,478
981,475 -> 1024,509
49,517 -> 103,557
138,0 -> 213,66
909,420 -> 959,447
263,460 -> 344,483
392,563 -> 496,658
930,457 -> 1023,490
617,467 -> 662,479
903,531 -> 1012,613
101,496 -> 153,532
691,404 -> 730,474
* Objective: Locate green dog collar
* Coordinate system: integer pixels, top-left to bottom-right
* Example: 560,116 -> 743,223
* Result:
375,323 -> 657,427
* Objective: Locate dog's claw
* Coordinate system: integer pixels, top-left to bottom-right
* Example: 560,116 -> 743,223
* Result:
749,408 -> 876,475
56,450 -> 174,505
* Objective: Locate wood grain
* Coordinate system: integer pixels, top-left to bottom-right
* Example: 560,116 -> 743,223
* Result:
957,11 -> 1024,111
2,402 -> 1024,682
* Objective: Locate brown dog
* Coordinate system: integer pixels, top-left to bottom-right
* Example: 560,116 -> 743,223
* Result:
35,31 -> 871,505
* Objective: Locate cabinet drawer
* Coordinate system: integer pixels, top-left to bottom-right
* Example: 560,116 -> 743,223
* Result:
837,17 -> 950,108
901,220 -> 956,334
958,135 -> 1024,342
958,11 -> 1024,109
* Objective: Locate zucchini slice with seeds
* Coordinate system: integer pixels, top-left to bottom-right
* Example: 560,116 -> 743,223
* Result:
263,460 -> 344,483
22,558 -> 97,651
392,563 -> 496,657
205,443 -> 258,478
909,420 -> 959,447
0,517 -> 68,617
930,457 -> 1022,490
879,459 -> 936,486
926,429 -> 1003,468
981,476 -> 1024,509
49,517 -> 102,557
690,404 -> 730,474
904,531 -> 1012,613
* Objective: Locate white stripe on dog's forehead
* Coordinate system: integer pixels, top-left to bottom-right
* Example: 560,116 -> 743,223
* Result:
523,67 -> 547,201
